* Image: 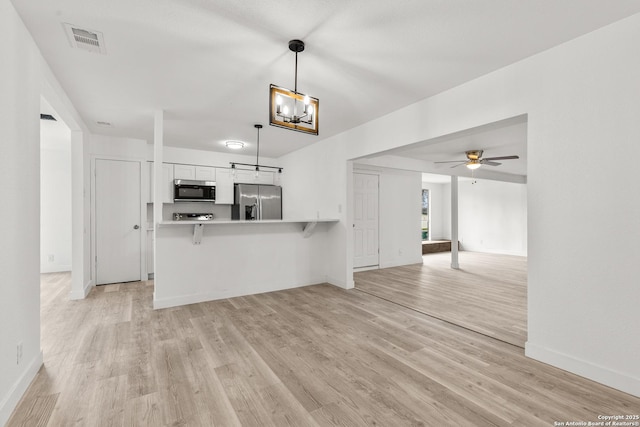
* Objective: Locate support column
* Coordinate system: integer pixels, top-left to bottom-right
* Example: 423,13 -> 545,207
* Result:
451,175 -> 459,269
70,130 -> 87,299
153,110 -> 164,227
153,110 -> 164,299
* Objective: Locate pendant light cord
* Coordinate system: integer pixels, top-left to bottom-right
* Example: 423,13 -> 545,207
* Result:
294,51 -> 298,94
256,126 -> 260,168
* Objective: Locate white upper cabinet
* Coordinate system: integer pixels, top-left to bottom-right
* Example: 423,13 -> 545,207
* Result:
173,164 -> 195,180
174,164 -> 216,181
148,162 -> 174,203
234,169 -> 274,185
195,166 -> 216,181
214,168 -> 234,204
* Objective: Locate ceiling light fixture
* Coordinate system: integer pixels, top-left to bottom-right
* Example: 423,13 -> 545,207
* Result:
269,39 -> 319,135
230,124 -> 283,177
466,160 -> 482,170
225,140 -> 244,150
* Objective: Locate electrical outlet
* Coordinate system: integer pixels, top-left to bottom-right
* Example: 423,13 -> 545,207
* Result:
16,342 -> 23,365
48,254 -> 54,262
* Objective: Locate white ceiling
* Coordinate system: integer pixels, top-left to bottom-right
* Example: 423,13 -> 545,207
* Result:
12,0 -> 640,158
383,116 -> 528,176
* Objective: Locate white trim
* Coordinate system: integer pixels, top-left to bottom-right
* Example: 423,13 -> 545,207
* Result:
0,351 -> 43,427
327,275 -> 352,289
40,265 -> 72,274
380,257 -> 424,269
70,279 -> 94,300
525,342 -> 640,398
153,279 -> 327,310
353,265 -> 378,273
458,245 -> 527,257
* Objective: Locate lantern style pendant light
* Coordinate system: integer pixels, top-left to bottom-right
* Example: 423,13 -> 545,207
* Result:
269,39 -> 319,135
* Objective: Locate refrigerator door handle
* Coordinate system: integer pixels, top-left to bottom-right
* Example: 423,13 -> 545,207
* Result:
258,196 -> 263,220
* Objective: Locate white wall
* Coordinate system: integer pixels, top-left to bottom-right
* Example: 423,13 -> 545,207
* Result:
0,1 -> 44,423
280,14 -> 640,396
441,179 -> 527,256
280,141 -> 349,287
0,1 -> 91,421
421,182 -> 447,240
40,144 -> 72,272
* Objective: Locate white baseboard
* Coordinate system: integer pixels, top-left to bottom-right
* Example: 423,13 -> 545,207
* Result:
526,342 -> 640,398
40,264 -> 72,273
326,275 -> 354,289
459,246 -> 527,257
0,351 -> 43,426
69,279 -> 93,300
380,257 -> 424,269
353,265 -> 378,273
153,279 -> 326,310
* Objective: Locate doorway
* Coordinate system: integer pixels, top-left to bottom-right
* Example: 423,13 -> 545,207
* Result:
353,172 -> 379,269
40,101 -> 72,275
421,189 -> 429,241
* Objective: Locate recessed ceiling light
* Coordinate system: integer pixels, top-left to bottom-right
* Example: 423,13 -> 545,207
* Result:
225,140 -> 244,150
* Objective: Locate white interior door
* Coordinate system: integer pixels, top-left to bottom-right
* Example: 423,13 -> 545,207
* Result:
353,172 -> 379,268
96,159 -> 141,285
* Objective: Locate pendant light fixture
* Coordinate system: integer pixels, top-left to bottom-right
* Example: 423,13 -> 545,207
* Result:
229,124 -> 283,177
269,39 -> 319,135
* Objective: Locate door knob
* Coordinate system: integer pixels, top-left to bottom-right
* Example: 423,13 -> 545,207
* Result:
134,225 -> 140,230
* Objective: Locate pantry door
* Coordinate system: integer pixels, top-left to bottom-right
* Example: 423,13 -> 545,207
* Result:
95,159 -> 141,284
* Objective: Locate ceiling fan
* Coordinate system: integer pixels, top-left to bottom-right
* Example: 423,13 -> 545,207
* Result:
434,150 -> 519,170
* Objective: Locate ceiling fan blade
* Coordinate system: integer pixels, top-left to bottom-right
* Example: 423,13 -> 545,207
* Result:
482,155 -> 519,161
434,160 -> 466,164
482,161 -> 502,166
450,163 -> 466,169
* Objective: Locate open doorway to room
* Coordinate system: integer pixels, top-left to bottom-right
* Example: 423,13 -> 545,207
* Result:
421,189 -> 429,240
40,98 -> 72,279
353,115 -> 529,348
40,96 -> 74,326
421,173 -> 454,256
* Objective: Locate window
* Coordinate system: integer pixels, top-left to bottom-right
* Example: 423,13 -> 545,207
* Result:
421,189 -> 429,241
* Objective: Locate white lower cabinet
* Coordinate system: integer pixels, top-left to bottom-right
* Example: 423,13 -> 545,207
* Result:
215,168 -> 234,204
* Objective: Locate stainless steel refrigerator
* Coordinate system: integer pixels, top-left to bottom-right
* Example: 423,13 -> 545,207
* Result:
231,184 -> 282,220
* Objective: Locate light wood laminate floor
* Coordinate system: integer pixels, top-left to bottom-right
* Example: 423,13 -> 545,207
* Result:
355,251 -> 527,347
8,271 -> 639,426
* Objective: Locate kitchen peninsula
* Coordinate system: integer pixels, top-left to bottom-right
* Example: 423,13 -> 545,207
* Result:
153,217 -> 338,309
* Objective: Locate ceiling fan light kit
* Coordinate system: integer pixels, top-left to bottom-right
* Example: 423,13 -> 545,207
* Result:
466,160 -> 482,170
269,39 -> 319,135
434,149 -> 520,170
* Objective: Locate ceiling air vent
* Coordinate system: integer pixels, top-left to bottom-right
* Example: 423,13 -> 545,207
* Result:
63,23 -> 106,54
40,114 -> 57,121
96,121 -> 113,128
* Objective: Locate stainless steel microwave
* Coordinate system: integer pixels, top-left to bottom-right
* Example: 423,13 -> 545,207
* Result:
174,179 -> 216,202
